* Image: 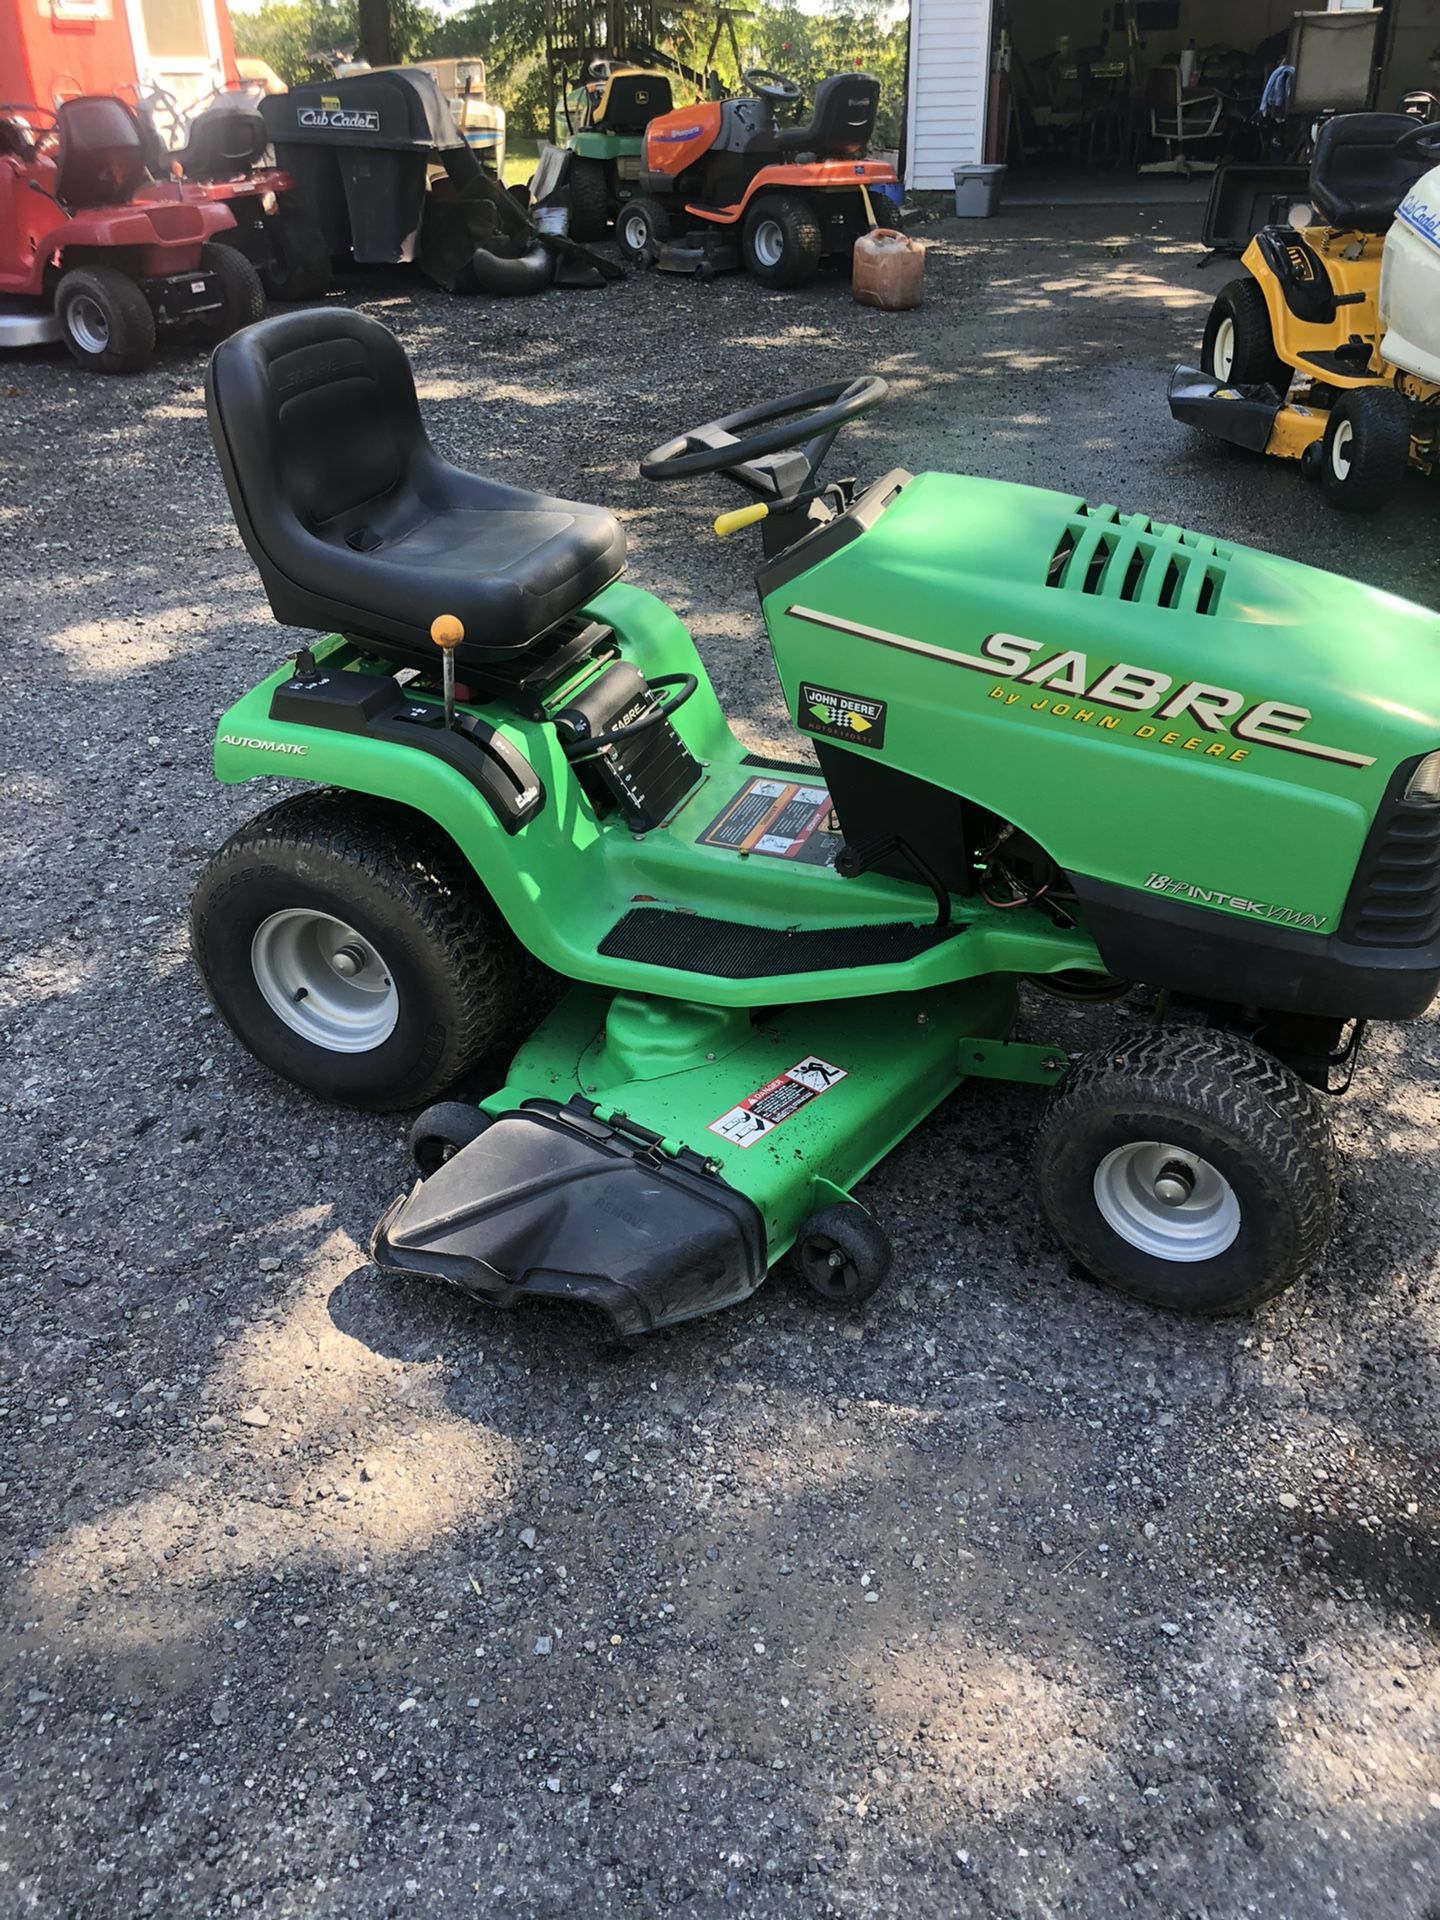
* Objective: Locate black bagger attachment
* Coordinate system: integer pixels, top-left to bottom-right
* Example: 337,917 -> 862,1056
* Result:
372,1097 -> 767,1336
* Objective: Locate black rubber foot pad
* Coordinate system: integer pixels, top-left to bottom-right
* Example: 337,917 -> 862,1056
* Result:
599,907 -> 960,979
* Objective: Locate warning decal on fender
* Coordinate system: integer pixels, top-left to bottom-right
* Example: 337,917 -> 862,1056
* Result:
708,1056 -> 848,1149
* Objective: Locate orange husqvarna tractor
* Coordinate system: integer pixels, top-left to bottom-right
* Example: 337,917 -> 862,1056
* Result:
615,68 -> 901,288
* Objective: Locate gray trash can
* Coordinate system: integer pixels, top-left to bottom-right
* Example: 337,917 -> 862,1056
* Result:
952,163 -> 1006,218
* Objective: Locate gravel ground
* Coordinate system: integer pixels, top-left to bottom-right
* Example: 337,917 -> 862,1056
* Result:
1,208 -> 1437,1920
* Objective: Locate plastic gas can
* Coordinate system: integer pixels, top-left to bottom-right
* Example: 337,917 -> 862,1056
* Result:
852,228 -> 924,311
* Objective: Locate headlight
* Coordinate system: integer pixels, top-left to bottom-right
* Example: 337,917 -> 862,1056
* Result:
1405,750 -> 1440,803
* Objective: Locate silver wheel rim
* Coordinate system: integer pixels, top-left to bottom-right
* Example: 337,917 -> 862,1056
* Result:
67,294 -> 110,354
1330,417 -> 1354,480
752,218 -> 785,268
1213,315 -> 1235,381
251,909 -> 399,1053
622,210 -> 650,252
1093,1141 -> 1241,1263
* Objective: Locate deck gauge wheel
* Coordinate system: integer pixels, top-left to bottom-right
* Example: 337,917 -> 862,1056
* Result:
793,1204 -> 892,1304
408,1102 -> 492,1176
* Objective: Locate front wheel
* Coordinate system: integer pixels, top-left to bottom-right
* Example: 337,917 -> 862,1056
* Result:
54,266 -> 156,374
741,192 -> 823,289
190,791 -> 526,1110
1201,276 -> 1290,394
1320,386 -> 1412,513
616,196 -> 671,263
1035,1029 -> 1338,1314
197,241 -> 266,339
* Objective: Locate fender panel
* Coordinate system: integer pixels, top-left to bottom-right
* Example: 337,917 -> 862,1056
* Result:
211,582 -> 1101,1005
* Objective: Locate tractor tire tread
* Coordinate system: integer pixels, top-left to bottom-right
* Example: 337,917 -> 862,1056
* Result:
264,210 -> 331,301
1321,386 -> 1412,513
55,266 -> 156,374
191,789 -> 523,1108
1204,275 -> 1291,394
742,191 -> 823,289
567,156 -> 610,241
200,241 -> 266,338
1036,1027 -> 1338,1312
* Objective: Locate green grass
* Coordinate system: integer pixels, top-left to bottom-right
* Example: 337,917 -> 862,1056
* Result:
502,136 -> 542,187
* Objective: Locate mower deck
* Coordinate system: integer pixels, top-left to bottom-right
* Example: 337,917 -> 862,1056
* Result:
374,974 -> 1051,1333
1168,365 -> 1328,460
0,301 -> 62,347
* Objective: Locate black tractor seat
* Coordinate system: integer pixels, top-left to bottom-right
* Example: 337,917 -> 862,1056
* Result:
772,71 -> 880,159
206,310 -> 626,671
54,96 -> 150,208
176,106 -> 268,180
1308,112 -> 1433,233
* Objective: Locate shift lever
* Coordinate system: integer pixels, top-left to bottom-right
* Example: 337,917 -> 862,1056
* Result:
430,614 -> 464,729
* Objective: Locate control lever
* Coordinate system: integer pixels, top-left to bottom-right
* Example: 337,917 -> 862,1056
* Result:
430,614 -> 464,729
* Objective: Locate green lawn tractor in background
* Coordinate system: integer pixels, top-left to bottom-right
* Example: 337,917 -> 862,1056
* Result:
193,311 -> 1440,1337
560,51 -> 702,239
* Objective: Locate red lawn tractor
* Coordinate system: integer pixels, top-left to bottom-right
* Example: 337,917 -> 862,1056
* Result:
0,95 -> 264,374
137,86 -> 331,304
616,69 -> 901,287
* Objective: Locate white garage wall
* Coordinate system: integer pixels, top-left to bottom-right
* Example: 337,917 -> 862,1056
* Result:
905,0 -> 995,189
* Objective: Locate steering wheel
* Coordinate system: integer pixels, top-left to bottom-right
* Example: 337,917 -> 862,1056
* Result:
742,68 -> 803,107
640,377 -> 889,482
1396,117 -> 1440,163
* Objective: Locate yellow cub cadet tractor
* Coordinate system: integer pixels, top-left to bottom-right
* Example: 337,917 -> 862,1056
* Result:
1170,113 -> 1440,511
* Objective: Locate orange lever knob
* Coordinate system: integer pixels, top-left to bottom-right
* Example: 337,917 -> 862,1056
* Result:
430,614 -> 465,651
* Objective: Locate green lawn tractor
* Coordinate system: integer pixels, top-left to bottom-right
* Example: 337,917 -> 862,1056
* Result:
193,310 -> 1440,1335
561,59 -> 687,240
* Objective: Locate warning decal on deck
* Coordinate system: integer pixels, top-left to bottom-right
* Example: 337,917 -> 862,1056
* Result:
697,776 -> 842,866
708,1056 -> 848,1149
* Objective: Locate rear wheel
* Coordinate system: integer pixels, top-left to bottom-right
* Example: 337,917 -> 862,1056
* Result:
615,195 -> 671,263
1202,276 -> 1290,394
567,155 -> 610,240
1320,386 -> 1412,513
54,266 -> 156,374
190,791 -> 526,1110
197,241 -> 265,339
1035,1029 -> 1337,1314
262,209 -> 331,301
741,192 -> 823,289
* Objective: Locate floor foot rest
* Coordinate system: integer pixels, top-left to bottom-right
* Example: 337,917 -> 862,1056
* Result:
599,907 -> 961,978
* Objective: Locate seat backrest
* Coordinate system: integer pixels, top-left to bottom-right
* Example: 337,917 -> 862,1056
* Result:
774,72 -> 880,156
53,97 -> 150,207
1309,110 -> 1429,230
207,308 -> 426,634
181,106 -> 268,179
1289,8 -> 1382,114
1145,64 -> 1181,111
595,71 -> 673,134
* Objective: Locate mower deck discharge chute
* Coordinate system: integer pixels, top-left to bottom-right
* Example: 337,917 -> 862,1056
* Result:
1172,112 -> 1440,510
194,310 -> 1440,1334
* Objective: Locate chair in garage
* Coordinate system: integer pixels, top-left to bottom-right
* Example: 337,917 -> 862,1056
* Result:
1139,62 -> 1223,174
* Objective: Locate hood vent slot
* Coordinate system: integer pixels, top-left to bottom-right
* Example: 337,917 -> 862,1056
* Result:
1045,502 -> 1229,614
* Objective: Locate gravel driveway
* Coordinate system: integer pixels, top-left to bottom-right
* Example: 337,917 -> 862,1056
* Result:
1,207 -> 1437,1920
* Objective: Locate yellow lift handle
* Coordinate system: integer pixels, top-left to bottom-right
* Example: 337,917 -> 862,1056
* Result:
713,502 -> 769,538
